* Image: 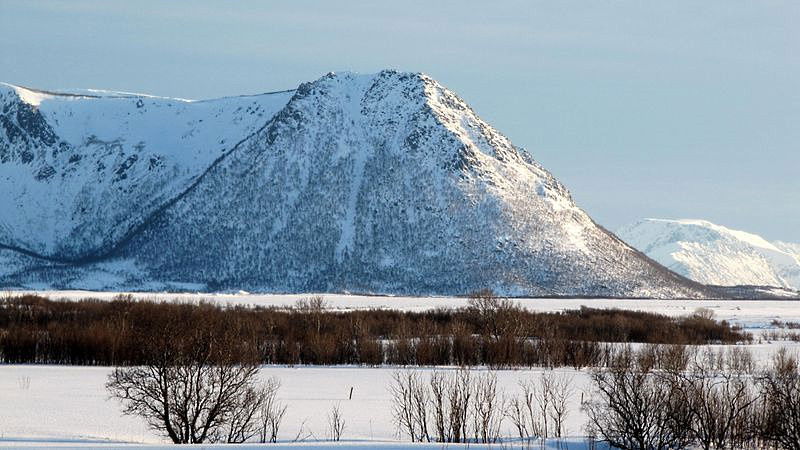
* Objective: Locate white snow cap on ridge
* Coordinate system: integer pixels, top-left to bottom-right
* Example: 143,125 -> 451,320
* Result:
1,82 -> 55,107
618,218 -> 800,289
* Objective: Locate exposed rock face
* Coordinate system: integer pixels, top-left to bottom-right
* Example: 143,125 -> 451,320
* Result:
0,72 -> 713,297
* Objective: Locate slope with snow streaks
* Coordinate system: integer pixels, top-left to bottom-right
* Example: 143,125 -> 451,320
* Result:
618,219 -> 800,289
104,71 -> 707,297
2,71 -> 713,297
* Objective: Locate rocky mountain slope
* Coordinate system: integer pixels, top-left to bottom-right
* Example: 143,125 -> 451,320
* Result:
0,72 -> 719,297
618,218 -> 800,290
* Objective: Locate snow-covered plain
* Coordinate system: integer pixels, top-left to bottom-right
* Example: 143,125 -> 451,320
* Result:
0,365 -> 607,448
2,291 -> 799,448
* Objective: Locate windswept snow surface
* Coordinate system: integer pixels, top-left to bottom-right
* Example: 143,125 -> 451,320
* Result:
0,72 -> 712,298
618,218 -> 800,290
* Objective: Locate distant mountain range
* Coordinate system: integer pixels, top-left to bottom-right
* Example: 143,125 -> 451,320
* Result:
0,72 -> 791,298
618,219 -> 800,291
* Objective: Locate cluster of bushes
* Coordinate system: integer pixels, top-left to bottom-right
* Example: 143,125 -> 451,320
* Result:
585,347 -> 800,450
103,340 -> 800,448
0,293 -> 749,367
389,345 -> 800,449
763,320 -> 800,342
390,368 -> 575,445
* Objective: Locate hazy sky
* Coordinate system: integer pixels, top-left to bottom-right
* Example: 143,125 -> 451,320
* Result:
2,1 -> 798,241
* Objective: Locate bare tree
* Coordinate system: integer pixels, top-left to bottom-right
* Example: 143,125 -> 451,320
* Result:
547,373 -> 574,439
327,403 -> 346,442
472,371 -> 503,443
584,360 -> 692,450
667,351 -> 759,450
389,370 -> 429,442
258,377 -> 287,443
106,321 -> 274,444
107,362 -> 267,443
757,349 -> 800,449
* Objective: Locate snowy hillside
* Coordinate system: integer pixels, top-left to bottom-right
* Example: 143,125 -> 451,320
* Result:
618,219 -> 800,290
0,72 -> 714,297
0,82 -> 293,259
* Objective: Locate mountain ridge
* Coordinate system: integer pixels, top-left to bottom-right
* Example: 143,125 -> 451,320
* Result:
0,71 -> 768,298
618,218 -> 800,290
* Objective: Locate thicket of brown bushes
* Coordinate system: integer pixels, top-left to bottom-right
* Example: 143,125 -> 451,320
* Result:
584,347 -> 800,450
0,293 -> 749,367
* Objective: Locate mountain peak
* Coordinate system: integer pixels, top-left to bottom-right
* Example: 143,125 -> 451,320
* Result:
1,72 -> 715,297
619,218 -> 800,289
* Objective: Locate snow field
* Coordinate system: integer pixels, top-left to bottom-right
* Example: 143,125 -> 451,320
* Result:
0,365 -> 601,448
2,291 -> 799,447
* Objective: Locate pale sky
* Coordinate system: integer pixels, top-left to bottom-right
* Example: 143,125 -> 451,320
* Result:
2,0 -> 798,241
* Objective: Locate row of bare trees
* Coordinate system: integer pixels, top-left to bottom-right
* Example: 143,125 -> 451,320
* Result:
386,346 -> 800,449
389,368 -> 574,444
584,347 -> 800,450
506,372 -> 573,442
94,328 -> 799,449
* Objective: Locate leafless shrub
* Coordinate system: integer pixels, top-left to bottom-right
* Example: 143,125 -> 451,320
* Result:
506,372 -> 573,443
391,368 -> 509,444
472,372 -> 503,443
764,328 -> 800,342
429,371 -> 446,442
445,369 -> 472,443
258,377 -> 287,443
667,356 -> 759,449
505,392 -> 535,442
725,346 -> 755,374
294,295 -> 327,312
291,418 -> 314,442
327,403 -> 346,442
221,383 -> 270,443
694,307 -> 715,321
756,348 -> 800,449
107,362 -> 268,443
669,344 -> 695,372
584,360 -> 692,450
389,370 -> 429,442
532,372 -> 552,439
548,374 -> 574,439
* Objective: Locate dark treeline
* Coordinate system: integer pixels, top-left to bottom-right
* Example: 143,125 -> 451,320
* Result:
0,293 -> 749,367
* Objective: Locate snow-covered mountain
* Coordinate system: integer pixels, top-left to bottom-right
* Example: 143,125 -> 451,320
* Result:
0,82 -> 294,259
618,219 -> 800,290
0,71 -> 718,297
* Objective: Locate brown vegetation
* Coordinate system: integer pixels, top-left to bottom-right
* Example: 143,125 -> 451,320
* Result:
0,293 -> 749,367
